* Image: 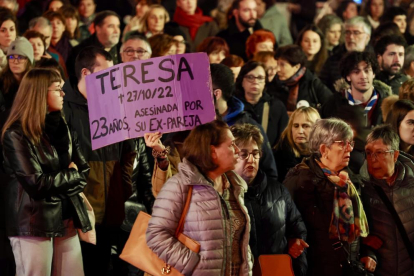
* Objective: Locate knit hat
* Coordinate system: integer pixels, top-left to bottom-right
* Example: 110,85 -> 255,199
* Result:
7,37 -> 34,64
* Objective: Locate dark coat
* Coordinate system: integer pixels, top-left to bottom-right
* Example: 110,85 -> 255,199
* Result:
273,137 -> 308,182
178,20 -> 219,52
62,80 -> 136,226
361,153 -> 414,276
267,69 -> 333,110
375,71 -> 409,95
245,170 -> 307,276
236,92 -> 289,148
319,44 -> 348,93
51,35 -> 73,63
216,18 -> 263,61
284,157 -> 359,276
2,120 -> 92,237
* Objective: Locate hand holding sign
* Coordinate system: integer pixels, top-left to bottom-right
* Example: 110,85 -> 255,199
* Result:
86,53 -> 215,150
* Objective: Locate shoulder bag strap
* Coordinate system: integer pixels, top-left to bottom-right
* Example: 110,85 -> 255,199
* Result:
373,185 -> 414,260
261,102 -> 269,133
174,186 -> 194,237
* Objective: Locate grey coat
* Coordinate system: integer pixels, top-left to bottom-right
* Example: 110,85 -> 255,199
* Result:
361,153 -> 414,276
146,158 -> 253,276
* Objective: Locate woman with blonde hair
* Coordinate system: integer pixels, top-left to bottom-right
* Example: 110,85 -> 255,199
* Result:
137,4 -> 170,38
274,106 -> 320,181
2,68 -> 91,276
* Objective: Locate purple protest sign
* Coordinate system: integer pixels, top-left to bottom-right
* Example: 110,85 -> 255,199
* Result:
86,53 -> 215,150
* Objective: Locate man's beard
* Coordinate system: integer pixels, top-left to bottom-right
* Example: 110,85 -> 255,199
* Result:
383,61 -> 402,76
239,17 -> 256,29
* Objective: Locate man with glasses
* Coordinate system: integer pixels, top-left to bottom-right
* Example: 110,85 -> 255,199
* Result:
360,124 -> 414,275
231,123 -> 308,276
321,51 -> 392,173
320,16 -> 372,92
120,32 -> 151,62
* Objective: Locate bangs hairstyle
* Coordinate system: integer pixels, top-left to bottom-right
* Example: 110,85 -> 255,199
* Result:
148,33 -> 176,57
309,118 -> 353,158
197,37 -> 229,56
1,69 -> 62,144
277,107 -> 320,157
235,61 -> 267,97
366,124 -> 399,151
182,120 -> 230,174
230,123 -> 263,150
60,5 -> 81,39
340,51 -> 379,80
245,29 -> 276,60
274,45 -> 307,68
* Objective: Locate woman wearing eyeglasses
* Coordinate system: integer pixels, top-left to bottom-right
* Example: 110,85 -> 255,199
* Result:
267,45 -> 332,114
231,123 -> 308,276
235,60 -> 288,148
284,118 -> 369,276
2,68 -> 92,276
0,37 -> 33,122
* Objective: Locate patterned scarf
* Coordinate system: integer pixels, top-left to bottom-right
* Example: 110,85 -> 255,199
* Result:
346,89 -> 378,126
280,67 -> 307,111
316,160 -> 369,243
173,7 -> 213,40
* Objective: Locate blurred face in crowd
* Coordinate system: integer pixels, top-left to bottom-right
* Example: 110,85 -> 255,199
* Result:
255,0 -> 266,18
165,43 -> 177,56
136,0 -> 149,18
300,30 -> 321,60
121,39 -> 150,62
0,19 -> 16,50
234,138 -> 260,185
51,17 -> 65,42
322,138 -> 354,172
344,24 -> 370,52
65,16 -> 78,37
292,113 -> 316,148
393,15 -> 407,34
234,0 -> 257,29
242,65 -> 266,100
32,24 -> 52,49
263,57 -> 277,82
365,139 -> 398,181
370,0 -> 384,20
8,55 -> 28,76
174,35 -> 186,54
0,1 -> 17,12
209,50 -> 226,64
399,110 -> 414,147
326,23 -> 342,47
147,8 -> 166,35
346,61 -> 375,94
78,0 -> 96,18
276,58 -> 300,81
49,0 -> 63,11
377,44 -> 404,75
29,37 -> 45,61
176,0 -> 197,15
342,2 -> 358,21
80,54 -> 113,99
211,129 -> 240,172
47,81 -> 65,112
255,39 -> 273,54
95,15 -> 120,49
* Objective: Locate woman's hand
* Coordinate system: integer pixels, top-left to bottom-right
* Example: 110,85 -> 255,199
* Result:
144,132 -> 165,152
360,256 -> 376,272
68,162 -> 78,171
288,238 -> 309,258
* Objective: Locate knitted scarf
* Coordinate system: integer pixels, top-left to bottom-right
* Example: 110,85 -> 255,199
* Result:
173,7 -> 213,40
316,160 -> 369,243
280,67 -> 306,111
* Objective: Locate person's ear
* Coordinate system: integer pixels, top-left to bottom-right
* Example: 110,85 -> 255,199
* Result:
319,143 -> 328,158
394,150 -> 400,162
346,75 -> 351,82
211,145 -> 217,159
233,9 -> 239,19
214,88 -> 223,101
81,68 -> 91,77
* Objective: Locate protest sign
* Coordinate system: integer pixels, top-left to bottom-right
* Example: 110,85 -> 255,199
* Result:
86,53 -> 215,150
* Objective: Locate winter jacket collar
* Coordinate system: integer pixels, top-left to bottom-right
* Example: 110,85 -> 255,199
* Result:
226,17 -> 262,36
223,96 -> 245,123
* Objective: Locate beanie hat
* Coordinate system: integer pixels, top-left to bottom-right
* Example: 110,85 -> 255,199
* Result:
7,37 -> 34,64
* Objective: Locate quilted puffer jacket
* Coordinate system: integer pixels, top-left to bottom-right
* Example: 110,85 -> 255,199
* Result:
361,153 -> 414,276
146,158 -> 253,276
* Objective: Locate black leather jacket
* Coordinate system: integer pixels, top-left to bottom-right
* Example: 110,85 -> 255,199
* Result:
2,121 -> 92,237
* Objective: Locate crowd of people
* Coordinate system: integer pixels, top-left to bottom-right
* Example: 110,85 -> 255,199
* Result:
1,0 -> 414,275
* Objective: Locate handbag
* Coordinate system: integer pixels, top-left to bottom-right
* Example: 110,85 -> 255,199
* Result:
257,255 -> 294,276
77,192 -> 96,245
120,186 -> 200,276
120,193 -> 147,232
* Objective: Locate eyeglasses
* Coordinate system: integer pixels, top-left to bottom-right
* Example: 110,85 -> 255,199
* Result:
244,75 -> 266,83
7,55 -> 28,63
345,30 -> 365,37
238,149 -> 261,160
123,48 -> 149,57
365,150 -> 394,160
333,140 -> 355,149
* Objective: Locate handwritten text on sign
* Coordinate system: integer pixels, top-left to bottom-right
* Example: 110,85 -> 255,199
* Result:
86,53 -> 215,150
